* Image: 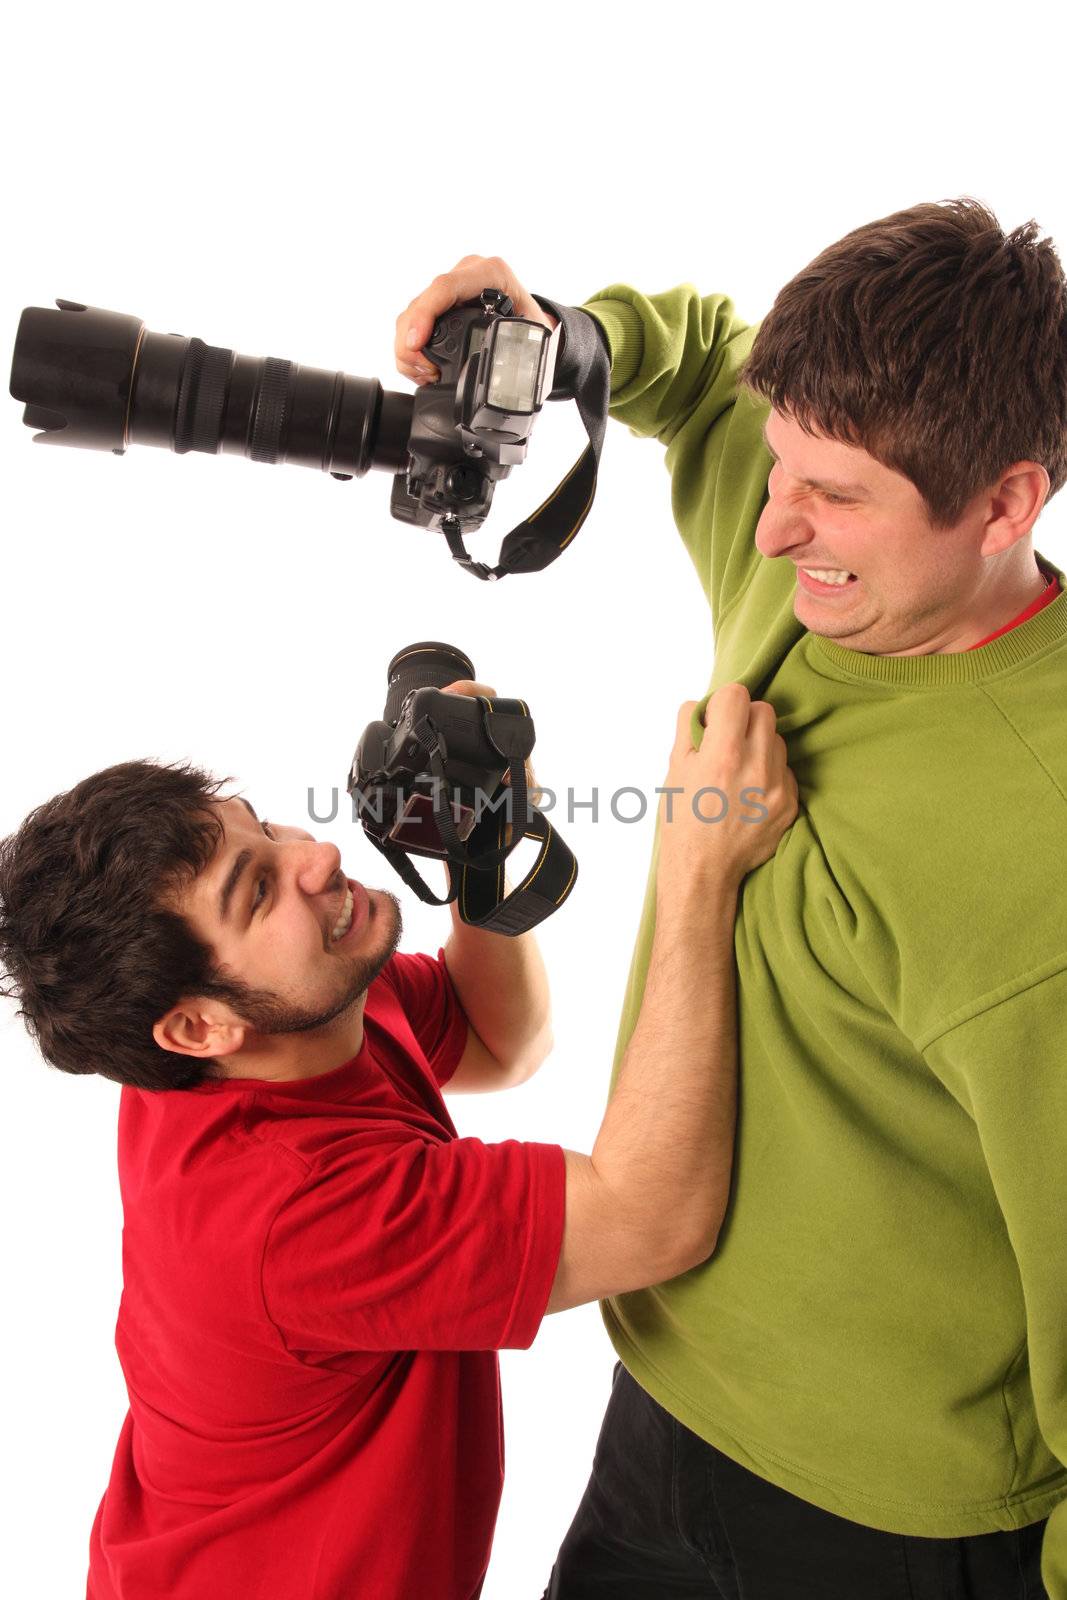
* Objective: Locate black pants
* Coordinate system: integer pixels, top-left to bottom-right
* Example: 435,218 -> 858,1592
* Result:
542,1366 -> 1048,1599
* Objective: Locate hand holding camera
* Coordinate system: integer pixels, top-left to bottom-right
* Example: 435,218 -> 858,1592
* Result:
396,255 -> 556,387
440,678 -> 541,823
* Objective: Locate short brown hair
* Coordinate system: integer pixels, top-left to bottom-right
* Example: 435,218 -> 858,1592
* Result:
0,761 -> 256,1091
740,196 -> 1067,527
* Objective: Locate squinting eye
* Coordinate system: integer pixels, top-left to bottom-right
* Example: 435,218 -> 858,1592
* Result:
252,876 -> 269,911
823,494 -> 851,507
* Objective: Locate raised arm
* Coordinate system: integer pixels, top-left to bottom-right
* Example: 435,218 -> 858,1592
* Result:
395,255 -> 750,442
550,683 -> 796,1311
394,256 -> 773,622
411,669 -> 797,1312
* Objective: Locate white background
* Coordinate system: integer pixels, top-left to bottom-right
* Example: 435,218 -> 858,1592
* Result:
3,4 -> 1067,1595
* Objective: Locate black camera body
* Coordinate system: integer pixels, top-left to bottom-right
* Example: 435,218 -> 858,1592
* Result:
391,292 -> 556,536
349,643 -> 576,936
354,683 -> 497,856
351,643 -> 530,863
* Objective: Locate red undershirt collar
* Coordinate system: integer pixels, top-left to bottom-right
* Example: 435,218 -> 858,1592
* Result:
967,566 -> 1062,651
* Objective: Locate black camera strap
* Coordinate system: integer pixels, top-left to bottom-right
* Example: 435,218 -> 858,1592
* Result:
446,296 -> 611,581
451,806 -> 578,935
365,803 -> 577,936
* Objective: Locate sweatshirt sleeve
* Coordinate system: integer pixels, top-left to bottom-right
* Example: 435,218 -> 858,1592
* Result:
578,283 -> 774,624
922,963 -> 1067,1598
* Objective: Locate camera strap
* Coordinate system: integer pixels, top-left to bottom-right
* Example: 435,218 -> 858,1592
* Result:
446,296 -> 611,581
363,698 -> 578,935
450,806 -> 578,935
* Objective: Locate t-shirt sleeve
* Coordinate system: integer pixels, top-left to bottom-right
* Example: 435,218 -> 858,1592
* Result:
922,965 -> 1067,1600
261,1135 -> 566,1356
379,946 -> 469,1087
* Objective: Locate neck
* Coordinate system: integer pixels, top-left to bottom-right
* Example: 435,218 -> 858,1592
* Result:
885,549 -> 1049,657
216,1002 -> 367,1083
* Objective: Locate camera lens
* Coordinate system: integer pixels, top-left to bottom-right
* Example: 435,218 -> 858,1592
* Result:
384,642 -> 476,727
10,299 -> 414,479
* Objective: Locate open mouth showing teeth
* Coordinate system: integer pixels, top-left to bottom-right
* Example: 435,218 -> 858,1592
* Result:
331,887 -> 354,942
801,567 -> 857,587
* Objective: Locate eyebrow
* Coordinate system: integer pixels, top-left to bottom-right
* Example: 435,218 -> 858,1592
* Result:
761,423 -> 870,498
219,848 -> 255,923
217,800 -> 271,923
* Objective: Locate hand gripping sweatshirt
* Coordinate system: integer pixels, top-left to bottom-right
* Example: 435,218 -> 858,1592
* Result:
580,282 -> 1067,1595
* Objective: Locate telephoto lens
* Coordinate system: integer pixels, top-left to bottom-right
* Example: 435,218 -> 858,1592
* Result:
9,299 -> 413,478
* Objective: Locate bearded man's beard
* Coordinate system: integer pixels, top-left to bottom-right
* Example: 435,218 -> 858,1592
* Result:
224,890 -> 402,1036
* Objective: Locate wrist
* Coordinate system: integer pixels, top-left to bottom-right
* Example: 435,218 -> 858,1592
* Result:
655,867 -> 741,922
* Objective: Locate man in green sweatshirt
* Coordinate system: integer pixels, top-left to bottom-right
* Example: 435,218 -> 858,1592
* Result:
396,199 -> 1067,1598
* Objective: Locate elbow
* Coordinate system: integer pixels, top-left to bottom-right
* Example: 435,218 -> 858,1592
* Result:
509,1021 -> 554,1085
657,1207 -> 724,1281
589,1160 -> 729,1286
627,1226 -> 718,1291
672,1225 -> 721,1278
532,1020 -> 554,1072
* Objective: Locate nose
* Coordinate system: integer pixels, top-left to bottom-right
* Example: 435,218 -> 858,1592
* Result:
755,475 -> 815,560
293,838 -> 343,897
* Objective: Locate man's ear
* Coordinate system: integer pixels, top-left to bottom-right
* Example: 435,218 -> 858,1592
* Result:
153,1000 -> 248,1060
978,460 -> 1050,556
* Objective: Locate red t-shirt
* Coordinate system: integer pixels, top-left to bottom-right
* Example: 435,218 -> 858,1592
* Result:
86,948 -> 566,1600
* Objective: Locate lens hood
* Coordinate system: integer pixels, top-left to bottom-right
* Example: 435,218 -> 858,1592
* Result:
10,300 -> 145,453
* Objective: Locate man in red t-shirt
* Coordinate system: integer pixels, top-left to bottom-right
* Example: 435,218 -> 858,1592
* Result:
0,682 -> 796,1600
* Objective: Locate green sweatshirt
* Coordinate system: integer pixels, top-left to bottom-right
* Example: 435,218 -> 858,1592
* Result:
581,282 -> 1067,1593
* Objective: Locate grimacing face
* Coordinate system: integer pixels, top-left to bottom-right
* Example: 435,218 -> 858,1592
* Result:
754,409 -> 1049,656
157,796 -> 402,1068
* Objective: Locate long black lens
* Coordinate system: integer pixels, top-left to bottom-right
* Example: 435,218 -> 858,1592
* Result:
10,300 -> 413,478
384,642 -> 476,726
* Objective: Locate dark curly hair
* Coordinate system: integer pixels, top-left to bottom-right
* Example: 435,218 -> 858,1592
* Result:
0,760 -> 261,1091
740,196 -> 1067,528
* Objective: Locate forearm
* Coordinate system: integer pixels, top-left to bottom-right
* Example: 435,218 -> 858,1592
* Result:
545,685 -> 793,1314
547,872 -> 740,1312
443,889 -> 551,1075
592,874 -> 740,1270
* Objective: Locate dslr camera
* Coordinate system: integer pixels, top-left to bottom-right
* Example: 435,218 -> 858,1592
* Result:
11,288 -> 609,580
350,643 -> 577,935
